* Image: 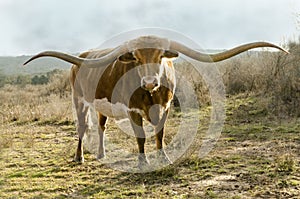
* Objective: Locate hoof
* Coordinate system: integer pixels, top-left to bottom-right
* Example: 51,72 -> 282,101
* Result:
74,155 -> 84,163
157,150 -> 172,165
96,153 -> 105,160
138,154 -> 150,169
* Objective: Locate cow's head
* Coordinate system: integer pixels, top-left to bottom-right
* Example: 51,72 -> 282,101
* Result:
117,48 -> 178,92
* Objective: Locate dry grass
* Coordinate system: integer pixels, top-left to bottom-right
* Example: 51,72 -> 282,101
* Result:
175,40 -> 300,119
0,84 -> 72,124
219,41 -> 300,118
0,101 -> 299,198
0,81 -> 299,198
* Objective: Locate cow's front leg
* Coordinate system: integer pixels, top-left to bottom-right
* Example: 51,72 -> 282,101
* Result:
155,109 -> 172,164
97,113 -> 107,159
155,127 -> 172,164
129,111 -> 149,168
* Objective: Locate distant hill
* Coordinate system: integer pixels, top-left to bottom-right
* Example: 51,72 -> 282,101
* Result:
0,50 -> 261,76
0,56 -> 70,75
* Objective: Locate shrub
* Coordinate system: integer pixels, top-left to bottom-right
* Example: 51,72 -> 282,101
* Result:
44,70 -> 71,98
220,39 -> 300,118
31,75 -> 49,85
0,70 -> 5,88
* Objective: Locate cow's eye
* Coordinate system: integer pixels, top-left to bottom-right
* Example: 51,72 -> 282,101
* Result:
118,52 -> 137,63
162,50 -> 179,59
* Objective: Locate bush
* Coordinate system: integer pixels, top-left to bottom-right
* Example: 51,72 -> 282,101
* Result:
175,38 -> 300,118
0,70 -> 5,88
31,75 -> 49,85
43,70 -> 71,98
220,39 -> 300,118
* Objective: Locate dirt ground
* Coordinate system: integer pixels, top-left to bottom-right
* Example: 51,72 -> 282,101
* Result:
0,106 -> 299,198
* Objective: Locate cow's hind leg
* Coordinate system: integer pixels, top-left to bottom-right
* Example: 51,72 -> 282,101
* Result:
97,113 -> 107,159
73,97 -> 89,163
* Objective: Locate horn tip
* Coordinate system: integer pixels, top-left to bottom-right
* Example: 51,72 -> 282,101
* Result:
283,49 -> 290,54
23,57 -> 34,66
279,47 -> 289,54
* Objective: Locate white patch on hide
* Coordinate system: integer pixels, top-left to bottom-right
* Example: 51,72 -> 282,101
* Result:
77,97 -> 98,129
79,97 -> 93,111
166,98 -> 172,110
159,59 -> 166,78
93,98 -> 144,120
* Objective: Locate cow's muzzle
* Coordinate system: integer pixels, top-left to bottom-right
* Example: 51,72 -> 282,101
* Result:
141,76 -> 159,92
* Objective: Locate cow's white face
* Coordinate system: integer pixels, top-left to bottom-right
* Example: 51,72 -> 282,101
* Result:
118,48 -> 178,92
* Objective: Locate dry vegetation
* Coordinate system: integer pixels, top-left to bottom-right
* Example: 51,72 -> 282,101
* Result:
0,40 -> 299,198
0,70 -> 72,124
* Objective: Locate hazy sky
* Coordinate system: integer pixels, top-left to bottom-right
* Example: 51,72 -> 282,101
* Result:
0,0 -> 300,55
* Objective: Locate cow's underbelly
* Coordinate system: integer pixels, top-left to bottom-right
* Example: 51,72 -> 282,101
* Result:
93,98 -> 145,119
79,96 -> 169,124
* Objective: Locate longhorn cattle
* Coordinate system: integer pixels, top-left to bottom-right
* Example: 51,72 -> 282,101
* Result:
24,36 -> 287,167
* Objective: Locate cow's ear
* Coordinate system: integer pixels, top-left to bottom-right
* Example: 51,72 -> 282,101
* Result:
118,52 -> 137,63
162,50 -> 179,59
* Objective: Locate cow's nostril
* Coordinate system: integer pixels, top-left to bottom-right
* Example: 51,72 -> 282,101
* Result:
145,83 -> 155,90
141,76 -> 159,91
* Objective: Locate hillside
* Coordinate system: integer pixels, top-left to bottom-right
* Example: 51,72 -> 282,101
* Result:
0,50 -> 275,76
0,56 -> 70,75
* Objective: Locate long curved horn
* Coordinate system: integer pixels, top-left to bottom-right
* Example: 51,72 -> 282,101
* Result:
23,51 -> 84,66
169,41 -> 288,62
23,36 -> 168,67
24,36 -> 288,67
23,45 -> 128,67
